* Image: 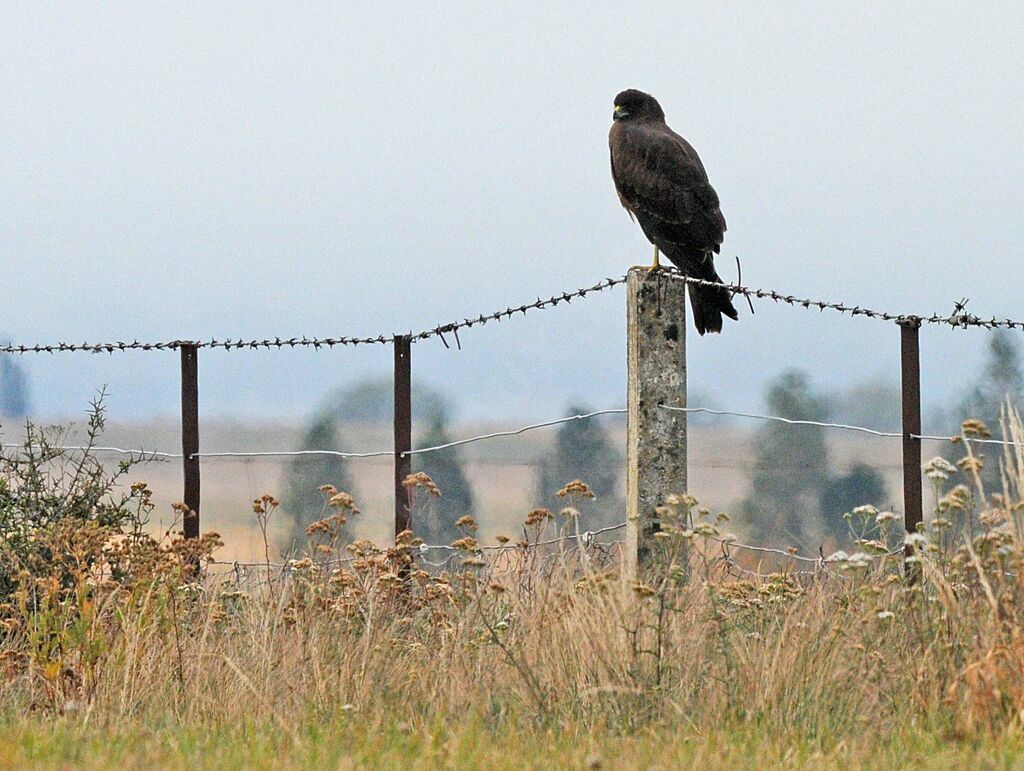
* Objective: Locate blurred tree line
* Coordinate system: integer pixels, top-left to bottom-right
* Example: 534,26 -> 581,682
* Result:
945,330 -> 1024,491
743,330 -> 1024,550
0,346 -> 30,419
283,379 -> 623,549
283,379 -> 475,548
739,369 -> 888,550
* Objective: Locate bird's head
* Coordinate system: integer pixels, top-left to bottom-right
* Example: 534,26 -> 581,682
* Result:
612,89 -> 665,123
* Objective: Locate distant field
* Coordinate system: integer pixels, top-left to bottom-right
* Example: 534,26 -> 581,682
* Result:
82,417 -> 932,562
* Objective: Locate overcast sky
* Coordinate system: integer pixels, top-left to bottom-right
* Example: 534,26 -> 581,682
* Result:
2,3 -> 1022,426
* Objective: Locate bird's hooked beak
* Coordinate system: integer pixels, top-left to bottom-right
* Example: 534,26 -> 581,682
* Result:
613,104 -> 629,121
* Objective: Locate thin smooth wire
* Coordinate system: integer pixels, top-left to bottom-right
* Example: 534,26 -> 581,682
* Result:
5,404 -> 1018,460
708,536 -> 823,564
661,405 -> 903,439
0,408 -> 626,460
194,448 -> 392,459
402,408 -> 626,456
660,405 -> 1017,446
0,443 -> 177,458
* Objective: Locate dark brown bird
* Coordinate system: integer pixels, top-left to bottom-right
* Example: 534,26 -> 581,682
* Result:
609,89 -> 738,335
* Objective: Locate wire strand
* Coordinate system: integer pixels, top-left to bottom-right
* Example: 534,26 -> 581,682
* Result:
5,404 -> 1019,461
401,408 -> 626,456
5,267 -> 1024,355
660,405 -> 903,438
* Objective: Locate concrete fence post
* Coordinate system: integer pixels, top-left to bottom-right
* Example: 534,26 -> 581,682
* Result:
625,268 -> 688,580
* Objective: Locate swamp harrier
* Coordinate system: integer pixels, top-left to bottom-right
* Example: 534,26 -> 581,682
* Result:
609,89 -> 738,335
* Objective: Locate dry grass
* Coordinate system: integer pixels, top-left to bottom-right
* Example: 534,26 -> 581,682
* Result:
3,415 -> 1024,767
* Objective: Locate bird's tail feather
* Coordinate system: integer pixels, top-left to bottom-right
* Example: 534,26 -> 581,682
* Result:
688,277 -> 738,335
665,250 -> 737,335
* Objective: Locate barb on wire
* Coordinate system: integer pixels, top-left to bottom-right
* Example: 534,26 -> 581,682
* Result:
733,256 -> 755,315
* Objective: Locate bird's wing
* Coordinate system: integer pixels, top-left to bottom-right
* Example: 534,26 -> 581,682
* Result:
610,125 -> 725,250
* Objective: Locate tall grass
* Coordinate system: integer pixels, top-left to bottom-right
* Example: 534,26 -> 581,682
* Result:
2,407 -> 1024,763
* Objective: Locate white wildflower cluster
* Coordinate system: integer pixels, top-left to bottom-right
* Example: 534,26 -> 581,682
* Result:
903,532 -> 928,548
923,456 -> 957,481
824,550 -> 874,569
845,552 -> 874,569
875,510 -> 899,525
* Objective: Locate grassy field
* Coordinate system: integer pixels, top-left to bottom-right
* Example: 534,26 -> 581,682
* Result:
3,720 -> 1023,769
3,412 -> 1023,769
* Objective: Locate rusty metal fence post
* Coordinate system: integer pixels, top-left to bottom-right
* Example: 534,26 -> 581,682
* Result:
900,320 -> 923,567
180,343 -> 200,540
393,335 -> 412,542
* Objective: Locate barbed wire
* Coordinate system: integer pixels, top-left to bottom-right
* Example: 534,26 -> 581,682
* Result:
6,266 -> 1024,356
666,271 -> 1022,329
408,276 -> 627,348
0,276 -> 627,355
0,335 -> 394,355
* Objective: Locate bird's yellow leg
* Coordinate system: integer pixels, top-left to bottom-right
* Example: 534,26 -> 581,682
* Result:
629,244 -> 664,272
